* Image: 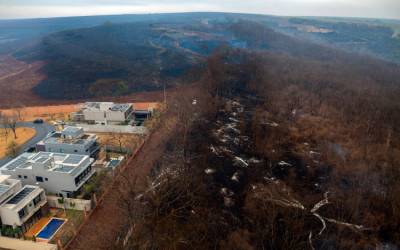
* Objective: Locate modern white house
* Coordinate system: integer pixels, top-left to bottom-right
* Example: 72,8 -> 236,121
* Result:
36,126 -> 100,157
0,185 -> 47,231
0,152 -> 95,198
0,175 -> 22,205
72,102 -> 133,124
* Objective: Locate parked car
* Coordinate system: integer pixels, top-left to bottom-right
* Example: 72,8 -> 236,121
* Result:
25,147 -> 36,153
33,119 -> 44,124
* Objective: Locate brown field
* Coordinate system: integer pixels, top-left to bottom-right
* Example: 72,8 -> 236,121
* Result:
0,55 -> 48,108
0,127 -> 36,158
0,104 -> 79,122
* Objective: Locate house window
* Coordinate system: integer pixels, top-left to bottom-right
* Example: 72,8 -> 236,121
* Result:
18,175 -> 22,178
36,176 -> 44,182
23,176 -> 27,179
18,209 -> 25,219
33,195 -> 41,206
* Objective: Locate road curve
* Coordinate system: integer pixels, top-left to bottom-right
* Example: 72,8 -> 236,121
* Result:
0,122 -> 55,166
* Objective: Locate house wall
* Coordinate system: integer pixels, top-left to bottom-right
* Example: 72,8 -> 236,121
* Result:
76,124 -> 148,134
83,110 -> 130,123
105,111 -> 127,122
1,163 -> 94,196
44,141 -> 95,155
0,206 -> 21,226
0,191 -> 46,227
47,196 -> 92,211
82,110 -> 106,123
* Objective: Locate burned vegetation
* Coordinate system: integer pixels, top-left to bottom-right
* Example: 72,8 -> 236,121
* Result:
113,42 -> 400,249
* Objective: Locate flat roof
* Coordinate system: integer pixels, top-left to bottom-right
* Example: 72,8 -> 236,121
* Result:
1,152 -> 92,175
42,131 -> 95,145
109,103 -> 131,112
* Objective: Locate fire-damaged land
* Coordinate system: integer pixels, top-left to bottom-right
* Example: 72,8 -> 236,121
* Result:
1,13 -> 400,250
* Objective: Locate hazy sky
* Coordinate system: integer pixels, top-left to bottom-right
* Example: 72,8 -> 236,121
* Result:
0,0 -> 399,20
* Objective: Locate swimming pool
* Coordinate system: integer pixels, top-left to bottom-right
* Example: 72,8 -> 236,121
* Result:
106,156 -> 124,169
36,217 -> 66,240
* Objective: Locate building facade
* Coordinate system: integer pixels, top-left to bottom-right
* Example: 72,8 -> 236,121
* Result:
0,152 -> 95,197
36,126 -> 100,157
72,102 -> 133,124
0,185 -> 47,231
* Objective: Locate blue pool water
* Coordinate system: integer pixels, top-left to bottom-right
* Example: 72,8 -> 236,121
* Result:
36,218 -> 65,239
109,159 -> 121,167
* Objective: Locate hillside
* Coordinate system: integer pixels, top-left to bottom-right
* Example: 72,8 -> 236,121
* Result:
4,13 -> 398,100
17,22 -> 206,99
69,46 -> 400,249
267,17 -> 400,63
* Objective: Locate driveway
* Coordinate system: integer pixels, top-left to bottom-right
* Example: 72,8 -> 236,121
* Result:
0,122 -> 55,166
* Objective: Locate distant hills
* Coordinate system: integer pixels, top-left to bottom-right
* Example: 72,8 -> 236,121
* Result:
1,13 -> 399,99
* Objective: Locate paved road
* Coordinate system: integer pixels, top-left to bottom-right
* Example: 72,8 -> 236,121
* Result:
0,122 -> 55,166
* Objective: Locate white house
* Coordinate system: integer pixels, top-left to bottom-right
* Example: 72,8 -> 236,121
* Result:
0,185 -> 47,231
0,152 -> 95,198
36,126 -> 100,157
72,102 -> 133,124
0,175 -> 22,205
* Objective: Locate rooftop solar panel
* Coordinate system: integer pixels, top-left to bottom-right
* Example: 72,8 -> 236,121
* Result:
6,187 -> 35,205
34,157 -> 48,163
5,157 -> 28,170
52,154 -> 68,162
32,152 -> 51,160
63,155 -> 85,165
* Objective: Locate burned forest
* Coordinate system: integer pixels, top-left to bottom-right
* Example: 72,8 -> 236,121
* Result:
111,45 -> 400,250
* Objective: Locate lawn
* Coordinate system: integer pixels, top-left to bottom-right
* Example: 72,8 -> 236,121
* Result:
0,127 -> 36,158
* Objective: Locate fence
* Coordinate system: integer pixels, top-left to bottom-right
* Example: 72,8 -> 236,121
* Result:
75,124 -> 148,134
47,196 -> 92,211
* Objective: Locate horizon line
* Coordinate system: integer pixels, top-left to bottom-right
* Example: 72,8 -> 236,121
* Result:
0,11 -> 399,22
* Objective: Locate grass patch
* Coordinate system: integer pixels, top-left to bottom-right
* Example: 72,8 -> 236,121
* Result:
0,127 -> 36,158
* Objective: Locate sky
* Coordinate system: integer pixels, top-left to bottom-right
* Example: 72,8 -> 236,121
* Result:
0,0 -> 399,20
